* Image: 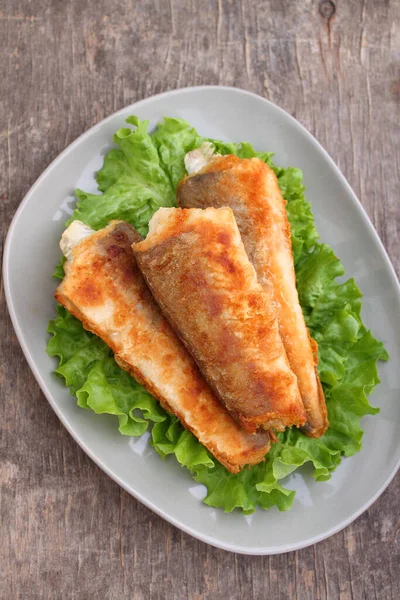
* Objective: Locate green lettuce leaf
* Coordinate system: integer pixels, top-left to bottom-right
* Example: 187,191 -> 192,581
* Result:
47,116 -> 388,513
152,117 -> 203,189
68,117 -> 176,236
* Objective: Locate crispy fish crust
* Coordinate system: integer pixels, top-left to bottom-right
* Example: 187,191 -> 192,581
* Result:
55,220 -> 270,473
178,155 -> 328,437
133,208 -> 306,434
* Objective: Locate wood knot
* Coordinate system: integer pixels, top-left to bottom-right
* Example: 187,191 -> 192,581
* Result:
319,0 -> 335,21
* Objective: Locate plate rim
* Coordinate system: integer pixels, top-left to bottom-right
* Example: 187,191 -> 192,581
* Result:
3,85 -> 400,555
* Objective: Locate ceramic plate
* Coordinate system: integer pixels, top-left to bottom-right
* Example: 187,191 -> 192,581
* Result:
4,86 -> 400,555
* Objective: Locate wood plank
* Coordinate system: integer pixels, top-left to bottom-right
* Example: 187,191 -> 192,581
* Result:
1,0 -> 399,598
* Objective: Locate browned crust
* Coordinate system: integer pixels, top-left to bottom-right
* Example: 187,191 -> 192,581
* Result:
305,336 -> 328,437
55,220 -> 271,473
301,367 -> 329,438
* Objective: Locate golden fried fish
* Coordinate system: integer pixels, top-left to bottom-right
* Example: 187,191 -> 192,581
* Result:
55,219 -> 270,473
133,207 -> 306,434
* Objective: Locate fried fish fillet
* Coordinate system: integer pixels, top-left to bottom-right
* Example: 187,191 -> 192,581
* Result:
55,220 -> 270,473
132,207 -> 306,434
178,148 -> 328,437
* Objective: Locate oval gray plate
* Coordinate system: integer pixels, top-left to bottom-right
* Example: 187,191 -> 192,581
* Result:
4,86 -> 400,555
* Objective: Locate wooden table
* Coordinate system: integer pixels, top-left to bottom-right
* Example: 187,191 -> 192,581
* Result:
1,1 -> 399,598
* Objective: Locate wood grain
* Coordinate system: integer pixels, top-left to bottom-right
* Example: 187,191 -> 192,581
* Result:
1,0 -> 399,598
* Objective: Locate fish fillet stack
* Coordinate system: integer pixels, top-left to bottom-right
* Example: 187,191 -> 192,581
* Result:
56,145 -> 328,474
177,147 -> 328,437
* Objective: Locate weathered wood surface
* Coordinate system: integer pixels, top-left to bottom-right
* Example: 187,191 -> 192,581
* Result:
1,0 -> 399,598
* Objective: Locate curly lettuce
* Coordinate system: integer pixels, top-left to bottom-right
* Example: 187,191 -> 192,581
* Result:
47,116 -> 388,513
